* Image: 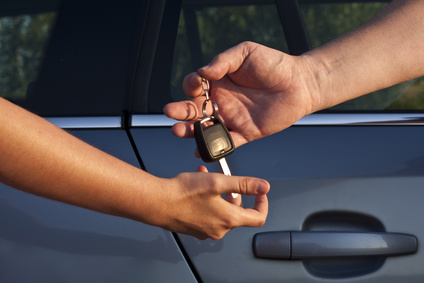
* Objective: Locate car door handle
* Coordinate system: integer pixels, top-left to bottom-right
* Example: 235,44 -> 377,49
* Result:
253,231 -> 418,259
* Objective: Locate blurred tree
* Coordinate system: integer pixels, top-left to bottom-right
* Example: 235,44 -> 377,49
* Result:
171,3 -> 287,101
300,2 -> 424,111
170,0 -> 424,110
387,78 -> 424,110
0,12 -> 56,101
301,2 -> 386,48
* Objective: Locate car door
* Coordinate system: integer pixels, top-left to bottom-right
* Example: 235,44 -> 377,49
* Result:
130,0 -> 424,282
0,0 -> 196,281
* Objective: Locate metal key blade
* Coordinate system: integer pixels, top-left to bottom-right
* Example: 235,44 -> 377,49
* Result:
218,158 -> 239,198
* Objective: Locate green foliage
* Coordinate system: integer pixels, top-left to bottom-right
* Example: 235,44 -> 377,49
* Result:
173,1 -> 424,111
196,5 -> 287,62
171,4 -> 287,101
3,2 -> 423,111
301,2 -> 386,48
387,78 -> 424,110
0,12 -> 56,100
300,2 -> 424,111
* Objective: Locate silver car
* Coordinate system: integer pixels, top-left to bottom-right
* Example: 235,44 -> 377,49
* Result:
1,0 -> 423,281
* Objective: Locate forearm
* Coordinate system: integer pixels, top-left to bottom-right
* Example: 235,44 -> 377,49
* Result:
0,98 -> 270,240
304,0 -> 424,111
0,98 -> 166,226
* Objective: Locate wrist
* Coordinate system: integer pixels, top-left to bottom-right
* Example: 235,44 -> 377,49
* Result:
298,53 -> 334,113
110,172 -> 175,229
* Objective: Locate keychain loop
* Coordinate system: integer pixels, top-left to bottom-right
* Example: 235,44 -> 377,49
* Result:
202,99 -> 219,118
201,77 -> 210,101
200,77 -> 218,118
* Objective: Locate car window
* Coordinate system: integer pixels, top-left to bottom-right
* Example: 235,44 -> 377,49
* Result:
169,0 -> 288,103
2,0 -> 146,117
154,0 -> 424,113
299,0 -> 424,111
0,6 -> 57,104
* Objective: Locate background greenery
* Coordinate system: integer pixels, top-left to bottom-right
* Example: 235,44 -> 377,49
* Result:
172,1 -> 424,111
171,3 -> 287,101
1,1 -> 423,111
301,2 -> 424,111
0,12 -> 56,101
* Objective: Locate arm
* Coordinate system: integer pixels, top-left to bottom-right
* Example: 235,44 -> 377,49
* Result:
0,97 -> 269,240
164,0 -> 424,147
305,0 -> 424,110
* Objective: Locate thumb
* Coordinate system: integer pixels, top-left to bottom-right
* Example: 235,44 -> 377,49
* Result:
220,175 -> 270,196
198,42 -> 251,81
182,72 -> 205,98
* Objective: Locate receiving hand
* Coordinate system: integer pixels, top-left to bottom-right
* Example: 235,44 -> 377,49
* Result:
158,165 -> 270,240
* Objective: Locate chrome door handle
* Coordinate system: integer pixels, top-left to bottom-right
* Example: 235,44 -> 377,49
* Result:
253,231 -> 418,259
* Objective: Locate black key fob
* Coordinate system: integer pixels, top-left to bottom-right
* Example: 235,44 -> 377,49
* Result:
194,116 -> 235,163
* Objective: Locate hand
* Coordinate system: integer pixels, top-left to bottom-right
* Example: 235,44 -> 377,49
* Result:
164,41 -> 324,148
157,166 -> 270,240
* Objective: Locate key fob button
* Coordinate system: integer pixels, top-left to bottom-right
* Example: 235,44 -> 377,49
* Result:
194,116 -> 235,163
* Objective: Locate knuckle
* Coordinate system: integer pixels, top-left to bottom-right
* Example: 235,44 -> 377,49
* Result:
208,219 -> 236,240
209,176 -> 222,194
210,229 -> 227,241
186,102 -> 200,120
256,218 -> 266,227
237,178 -> 250,195
222,216 -> 237,230
210,234 -> 223,241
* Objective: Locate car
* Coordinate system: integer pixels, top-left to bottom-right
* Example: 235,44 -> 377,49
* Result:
1,0 -> 423,281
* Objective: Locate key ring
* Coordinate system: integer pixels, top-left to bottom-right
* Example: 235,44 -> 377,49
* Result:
201,77 -> 210,101
201,77 -> 219,118
202,99 -> 219,119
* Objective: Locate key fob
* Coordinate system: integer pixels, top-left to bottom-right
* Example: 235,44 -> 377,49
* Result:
194,116 -> 235,163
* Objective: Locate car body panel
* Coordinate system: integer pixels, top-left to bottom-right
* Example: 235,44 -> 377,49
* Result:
0,129 -> 196,282
132,118 -> 424,282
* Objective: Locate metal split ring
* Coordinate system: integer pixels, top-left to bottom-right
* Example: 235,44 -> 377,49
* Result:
202,99 -> 219,119
200,77 -> 218,118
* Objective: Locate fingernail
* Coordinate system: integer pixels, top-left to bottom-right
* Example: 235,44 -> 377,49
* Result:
198,65 -> 210,75
257,180 -> 270,194
199,65 -> 209,71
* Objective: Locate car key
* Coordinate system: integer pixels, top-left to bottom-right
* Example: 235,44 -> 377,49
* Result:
194,115 -> 234,163
194,78 -> 239,198
194,115 -> 238,198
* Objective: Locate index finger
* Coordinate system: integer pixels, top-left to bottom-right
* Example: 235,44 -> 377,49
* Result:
163,100 -> 202,122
